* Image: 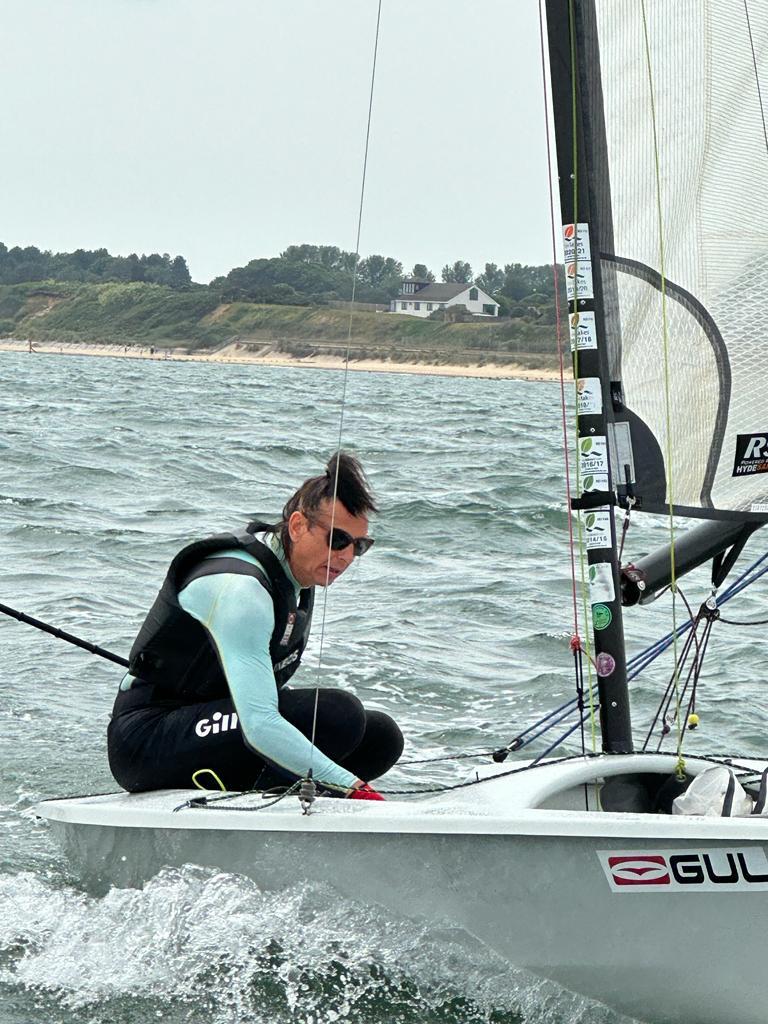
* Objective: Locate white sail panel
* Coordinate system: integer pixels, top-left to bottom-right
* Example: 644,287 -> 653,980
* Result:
592,0 -> 768,518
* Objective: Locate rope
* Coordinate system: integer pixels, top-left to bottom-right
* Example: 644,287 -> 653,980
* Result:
308,0 -> 384,774
191,769 -> 226,791
181,750 -> 768,806
562,0 -> 598,752
629,552 -> 768,679
537,0 -> 593,757
174,781 -> 302,813
538,0 -> 580,645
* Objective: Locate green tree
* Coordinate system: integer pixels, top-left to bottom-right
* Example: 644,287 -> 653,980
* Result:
477,262 -> 504,294
169,255 -> 192,289
411,263 -> 435,282
357,254 -> 402,293
441,260 -> 473,284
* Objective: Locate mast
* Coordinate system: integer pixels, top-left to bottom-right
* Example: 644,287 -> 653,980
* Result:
544,0 -> 632,753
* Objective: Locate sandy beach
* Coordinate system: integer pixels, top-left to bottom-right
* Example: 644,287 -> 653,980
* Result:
0,339 -> 566,382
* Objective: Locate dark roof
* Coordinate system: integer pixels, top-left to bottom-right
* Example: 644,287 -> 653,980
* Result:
397,283 -> 470,301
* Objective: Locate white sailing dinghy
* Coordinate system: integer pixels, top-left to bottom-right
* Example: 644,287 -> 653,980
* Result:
37,3 -> 768,1023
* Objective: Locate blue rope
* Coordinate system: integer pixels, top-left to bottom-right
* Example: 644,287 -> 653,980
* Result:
627,551 -> 768,679
515,699 -> 584,751
511,549 -> 768,752
532,712 -> 592,764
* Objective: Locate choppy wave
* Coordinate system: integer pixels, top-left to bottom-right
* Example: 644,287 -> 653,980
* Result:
0,867 -> 629,1024
0,350 -> 764,1024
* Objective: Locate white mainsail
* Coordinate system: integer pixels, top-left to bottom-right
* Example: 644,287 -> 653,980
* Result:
589,0 -> 768,518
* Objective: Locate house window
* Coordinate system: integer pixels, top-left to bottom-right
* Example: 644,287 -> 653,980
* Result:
482,304 -> 496,315
427,303 -> 433,311
414,302 -> 420,310
439,303 -> 446,309
469,287 -> 479,301
401,302 -> 407,310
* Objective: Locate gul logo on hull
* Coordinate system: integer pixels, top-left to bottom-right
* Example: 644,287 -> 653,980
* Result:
194,711 -> 239,738
598,848 -> 768,892
606,855 -> 669,885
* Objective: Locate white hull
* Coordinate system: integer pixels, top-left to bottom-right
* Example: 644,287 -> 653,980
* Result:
37,753 -> 768,1024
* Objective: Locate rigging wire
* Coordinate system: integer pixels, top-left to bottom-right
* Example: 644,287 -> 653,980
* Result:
538,0 -> 594,759
567,0 -> 597,753
717,614 -> 768,626
537,1 -> 580,652
541,0 -> 599,754
308,0 -> 384,776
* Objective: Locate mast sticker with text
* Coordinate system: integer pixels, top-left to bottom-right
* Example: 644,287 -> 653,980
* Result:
588,562 -> 615,604
563,223 -> 591,261
584,509 -> 611,550
598,849 -> 768,893
579,436 -> 609,493
563,223 -> 593,300
569,310 -> 598,351
565,261 -> 594,301
577,378 -> 602,416
733,434 -> 768,476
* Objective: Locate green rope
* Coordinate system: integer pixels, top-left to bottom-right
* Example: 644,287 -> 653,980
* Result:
639,1 -> 684,779
568,0 -> 597,752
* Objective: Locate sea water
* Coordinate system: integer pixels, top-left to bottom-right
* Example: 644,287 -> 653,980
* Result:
1,350 -> 766,1024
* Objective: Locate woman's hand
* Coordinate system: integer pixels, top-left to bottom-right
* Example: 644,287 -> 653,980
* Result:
347,780 -> 385,801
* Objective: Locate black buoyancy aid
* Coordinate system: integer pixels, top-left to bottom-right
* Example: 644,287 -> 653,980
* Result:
128,521 -> 314,700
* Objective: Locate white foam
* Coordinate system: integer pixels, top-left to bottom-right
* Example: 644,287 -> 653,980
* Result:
0,867 -> 629,1024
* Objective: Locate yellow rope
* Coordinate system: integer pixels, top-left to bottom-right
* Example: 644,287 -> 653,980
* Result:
192,768 -> 227,792
639,2 -> 684,778
568,0 -> 597,752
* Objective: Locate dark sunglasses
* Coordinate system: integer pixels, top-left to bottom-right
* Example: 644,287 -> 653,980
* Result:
307,516 -> 375,557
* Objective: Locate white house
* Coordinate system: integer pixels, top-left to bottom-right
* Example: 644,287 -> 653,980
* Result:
389,279 -> 499,318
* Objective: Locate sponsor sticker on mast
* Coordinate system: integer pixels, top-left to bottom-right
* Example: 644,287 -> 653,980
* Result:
584,508 -> 611,550
563,222 -> 591,261
598,849 -> 768,892
588,562 -> 615,603
577,377 -> 602,416
580,436 -> 609,494
563,223 -> 593,300
569,310 -> 598,351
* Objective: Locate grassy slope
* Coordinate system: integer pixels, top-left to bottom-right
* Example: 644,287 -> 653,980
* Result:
0,281 -> 559,367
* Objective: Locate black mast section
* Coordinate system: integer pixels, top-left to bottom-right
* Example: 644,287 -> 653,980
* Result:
544,0 -> 633,752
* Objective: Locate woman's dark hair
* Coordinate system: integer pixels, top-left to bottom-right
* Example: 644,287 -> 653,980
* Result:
275,452 -> 377,553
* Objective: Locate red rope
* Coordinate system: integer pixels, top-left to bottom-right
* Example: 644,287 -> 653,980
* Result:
538,0 -> 580,644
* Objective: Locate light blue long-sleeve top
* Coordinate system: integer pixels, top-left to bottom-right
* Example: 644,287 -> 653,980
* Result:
176,534 -> 357,793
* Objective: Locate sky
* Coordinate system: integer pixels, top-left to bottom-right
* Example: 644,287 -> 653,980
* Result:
1,1 -> 555,284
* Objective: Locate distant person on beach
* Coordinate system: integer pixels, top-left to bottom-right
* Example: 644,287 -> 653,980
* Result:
107,452 -> 402,799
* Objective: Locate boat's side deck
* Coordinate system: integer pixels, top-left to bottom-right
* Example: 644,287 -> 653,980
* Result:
35,753 -> 768,839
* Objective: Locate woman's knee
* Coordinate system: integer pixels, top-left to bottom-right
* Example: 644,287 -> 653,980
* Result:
339,708 -> 404,780
365,710 -> 404,761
